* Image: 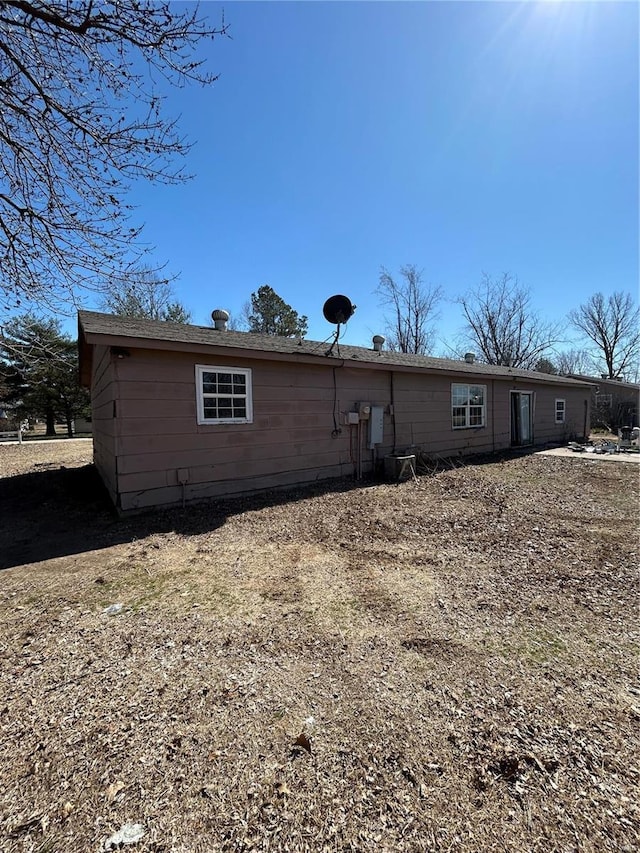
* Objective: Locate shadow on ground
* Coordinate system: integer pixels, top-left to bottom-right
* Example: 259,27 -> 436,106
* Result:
0,464 -> 379,571
0,447 -> 568,571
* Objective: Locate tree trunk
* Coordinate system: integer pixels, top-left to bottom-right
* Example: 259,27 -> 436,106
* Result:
65,410 -> 74,438
45,407 -> 56,436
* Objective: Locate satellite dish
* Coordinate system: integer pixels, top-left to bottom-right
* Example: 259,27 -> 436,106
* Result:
323,295 -> 355,325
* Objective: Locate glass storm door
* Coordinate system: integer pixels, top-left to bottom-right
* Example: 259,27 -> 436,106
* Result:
511,392 -> 533,446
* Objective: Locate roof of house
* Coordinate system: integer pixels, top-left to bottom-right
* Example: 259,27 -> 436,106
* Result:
568,374 -> 640,392
78,310 -> 592,388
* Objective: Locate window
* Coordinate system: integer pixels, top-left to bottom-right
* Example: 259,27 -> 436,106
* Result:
196,365 -> 253,424
555,399 -> 566,424
452,383 -> 486,429
595,393 -> 612,407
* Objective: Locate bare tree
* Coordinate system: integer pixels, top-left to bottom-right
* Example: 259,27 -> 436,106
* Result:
458,273 -> 561,369
0,1 -> 228,312
376,265 -> 442,354
101,269 -> 191,323
554,348 -> 594,377
569,292 -> 640,380
217,313 -> 244,332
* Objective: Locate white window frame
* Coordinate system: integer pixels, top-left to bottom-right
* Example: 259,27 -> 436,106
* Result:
555,398 -> 566,424
595,393 -> 612,407
195,365 -> 253,425
451,383 -> 486,429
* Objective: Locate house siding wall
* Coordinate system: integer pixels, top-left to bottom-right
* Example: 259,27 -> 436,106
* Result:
90,344 -> 118,505
391,375 -> 588,458
112,351 -> 392,511
590,379 -> 640,429
105,346 -> 590,511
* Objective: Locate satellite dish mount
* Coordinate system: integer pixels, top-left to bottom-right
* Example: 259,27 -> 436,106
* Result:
322,295 -> 356,357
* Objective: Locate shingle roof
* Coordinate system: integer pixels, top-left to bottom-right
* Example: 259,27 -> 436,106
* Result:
568,374 -> 640,391
78,310 -> 591,387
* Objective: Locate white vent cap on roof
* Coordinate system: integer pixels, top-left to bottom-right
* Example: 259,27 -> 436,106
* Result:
211,309 -> 230,331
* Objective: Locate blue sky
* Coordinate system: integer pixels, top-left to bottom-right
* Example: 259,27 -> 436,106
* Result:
84,0 -> 638,353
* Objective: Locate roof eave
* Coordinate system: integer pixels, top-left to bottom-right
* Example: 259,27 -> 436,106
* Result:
79,330 -> 590,384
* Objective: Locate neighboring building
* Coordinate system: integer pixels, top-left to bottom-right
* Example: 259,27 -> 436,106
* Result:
568,375 -> 640,431
78,311 -> 592,513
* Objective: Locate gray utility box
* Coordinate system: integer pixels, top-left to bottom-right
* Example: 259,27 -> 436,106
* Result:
368,405 -> 384,449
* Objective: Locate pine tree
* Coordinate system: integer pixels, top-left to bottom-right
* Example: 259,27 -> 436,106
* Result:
0,315 -> 90,436
246,286 -> 308,337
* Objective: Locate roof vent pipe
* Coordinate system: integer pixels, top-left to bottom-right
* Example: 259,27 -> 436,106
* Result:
464,352 -> 475,364
372,335 -> 385,352
211,309 -> 230,331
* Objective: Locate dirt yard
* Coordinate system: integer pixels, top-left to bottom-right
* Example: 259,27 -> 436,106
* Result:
0,441 -> 638,852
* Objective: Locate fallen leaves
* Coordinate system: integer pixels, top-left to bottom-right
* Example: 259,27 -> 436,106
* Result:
105,780 -> 125,804
0,450 -> 638,852
8,813 -> 46,839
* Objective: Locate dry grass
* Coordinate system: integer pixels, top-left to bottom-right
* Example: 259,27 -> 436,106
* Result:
0,441 -> 638,852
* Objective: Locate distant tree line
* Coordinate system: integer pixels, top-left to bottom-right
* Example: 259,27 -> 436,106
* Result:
101,269 -> 192,324
98,270 -> 640,385
375,266 -> 639,382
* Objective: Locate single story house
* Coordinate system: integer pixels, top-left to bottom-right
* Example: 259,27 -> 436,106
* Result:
78,310 -> 592,512
568,374 -> 639,430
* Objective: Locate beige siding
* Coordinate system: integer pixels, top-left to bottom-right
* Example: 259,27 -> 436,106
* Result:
531,385 -> 589,443
90,344 -> 118,504
112,352 -> 392,510
97,345 -> 590,511
393,373 -> 500,456
119,463 -> 351,512
392,375 -> 588,459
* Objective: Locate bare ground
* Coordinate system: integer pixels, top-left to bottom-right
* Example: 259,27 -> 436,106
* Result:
0,440 -> 638,853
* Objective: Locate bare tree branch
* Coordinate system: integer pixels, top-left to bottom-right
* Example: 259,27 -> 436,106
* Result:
553,348 -> 596,377
0,1 -> 229,311
101,267 -> 191,322
568,292 -> 640,381
458,273 -> 562,369
376,265 -> 442,354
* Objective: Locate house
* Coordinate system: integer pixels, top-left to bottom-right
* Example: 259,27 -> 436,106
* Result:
78,310 -> 592,513
568,374 -> 639,431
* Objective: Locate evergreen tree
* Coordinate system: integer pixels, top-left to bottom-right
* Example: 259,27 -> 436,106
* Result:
246,286 -> 308,337
534,358 -> 558,375
0,315 -> 90,437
